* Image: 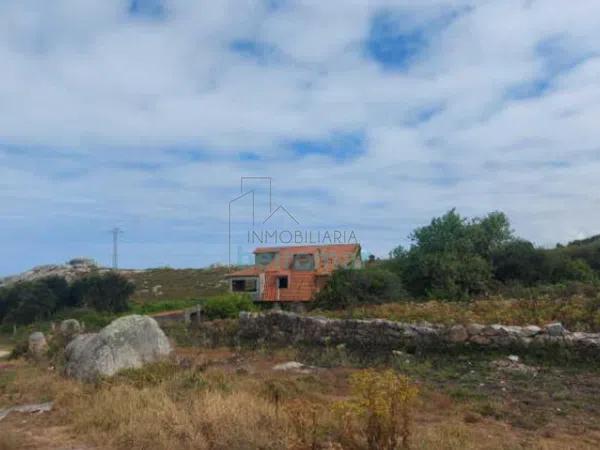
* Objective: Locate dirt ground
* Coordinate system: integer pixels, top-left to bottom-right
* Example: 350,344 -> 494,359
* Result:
2,347 -> 600,449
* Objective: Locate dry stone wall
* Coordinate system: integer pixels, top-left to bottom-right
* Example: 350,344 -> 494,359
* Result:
238,311 -> 600,355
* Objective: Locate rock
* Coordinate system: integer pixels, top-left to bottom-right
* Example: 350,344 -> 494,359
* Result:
508,355 -> 520,363
0,258 -> 101,287
491,358 -> 538,376
545,322 -> 566,337
60,319 -> 82,340
28,332 -> 48,359
470,334 -> 491,345
522,325 -> 542,337
0,402 -> 54,422
273,361 -> 315,373
64,315 -> 173,382
152,285 -> 163,296
448,325 -> 468,343
466,324 -> 485,336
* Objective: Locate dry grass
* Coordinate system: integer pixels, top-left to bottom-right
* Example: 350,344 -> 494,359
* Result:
74,385 -> 290,450
319,296 -> 600,331
2,353 -> 600,450
0,430 -> 26,450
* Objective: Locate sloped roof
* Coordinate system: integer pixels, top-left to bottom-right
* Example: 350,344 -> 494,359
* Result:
227,244 -> 361,278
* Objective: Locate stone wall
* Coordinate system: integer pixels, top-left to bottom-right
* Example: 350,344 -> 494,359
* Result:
238,311 -> 600,355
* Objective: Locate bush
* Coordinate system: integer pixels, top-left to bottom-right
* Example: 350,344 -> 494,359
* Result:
203,293 -> 256,320
313,268 -> 406,310
390,209 -> 513,300
0,278 -> 63,325
72,272 -> 134,313
334,369 -> 419,450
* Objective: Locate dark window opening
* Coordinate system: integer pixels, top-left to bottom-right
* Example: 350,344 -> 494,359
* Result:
277,276 -> 289,289
232,279 -> 257,292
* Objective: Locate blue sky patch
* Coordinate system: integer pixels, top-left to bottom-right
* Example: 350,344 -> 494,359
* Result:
129,0 -> 166,19
230,40 -> 282,64
287,131 -> 366,161
366,12 -> 425,70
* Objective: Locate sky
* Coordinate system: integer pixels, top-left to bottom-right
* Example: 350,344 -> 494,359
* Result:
1,0 -> 600,275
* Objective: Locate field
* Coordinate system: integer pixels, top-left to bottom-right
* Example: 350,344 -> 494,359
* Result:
127,267 -> 230,304
2,338 -> 600,449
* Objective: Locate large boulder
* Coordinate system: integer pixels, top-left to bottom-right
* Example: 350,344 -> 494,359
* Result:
64,315 -> 172,382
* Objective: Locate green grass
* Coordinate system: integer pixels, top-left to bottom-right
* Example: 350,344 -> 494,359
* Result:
129,298 -> 204,315
128,267 -> 230,303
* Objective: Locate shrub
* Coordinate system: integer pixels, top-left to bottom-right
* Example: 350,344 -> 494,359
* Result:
72,272 -> 135,313
203,293 -> 255,320
313,268 -> 406,310
1,280 -> 58,325
334,369 -> 419,450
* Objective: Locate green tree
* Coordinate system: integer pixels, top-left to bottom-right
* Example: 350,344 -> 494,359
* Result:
313,267 -> 406,310
76,272 -> 135,313
393,209 -> 513,300
1,281 -> 58,325
492,239 -> 545,285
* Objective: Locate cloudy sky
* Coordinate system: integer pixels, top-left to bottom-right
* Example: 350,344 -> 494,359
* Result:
1,0 -> 599,275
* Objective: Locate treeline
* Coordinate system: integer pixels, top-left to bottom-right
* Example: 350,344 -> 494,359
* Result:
315,209 -> 600,309
0,272 -> 135,325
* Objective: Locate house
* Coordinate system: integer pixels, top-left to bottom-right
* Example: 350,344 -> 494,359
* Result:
226,244 -> 362,302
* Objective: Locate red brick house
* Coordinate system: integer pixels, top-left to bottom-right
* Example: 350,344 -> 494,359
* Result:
226,244 -> 362,302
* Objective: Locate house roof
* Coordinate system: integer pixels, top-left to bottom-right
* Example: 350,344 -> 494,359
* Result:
227,244 -> 361,278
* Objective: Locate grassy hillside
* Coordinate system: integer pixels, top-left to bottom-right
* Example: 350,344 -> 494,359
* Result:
127,267 -> 230,304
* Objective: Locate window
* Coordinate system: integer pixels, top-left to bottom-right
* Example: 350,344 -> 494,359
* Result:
232,278 -> 257,292
277,276 -> 289,289
293,254 -> 315,271
256,252 -> 277,266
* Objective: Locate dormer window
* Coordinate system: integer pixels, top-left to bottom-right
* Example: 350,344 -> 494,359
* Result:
256,252 -> 277,266
293,253 -> 315,271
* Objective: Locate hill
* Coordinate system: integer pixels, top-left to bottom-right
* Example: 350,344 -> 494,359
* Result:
0,259 -> 232,305
128,267 -> 230,303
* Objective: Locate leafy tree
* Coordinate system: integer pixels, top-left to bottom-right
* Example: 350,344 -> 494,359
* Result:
492,239 -> 545,285
76,272 -> 135,313
1,281 -> 58,325
391,209 -> 513,300
313,267 -> 406,310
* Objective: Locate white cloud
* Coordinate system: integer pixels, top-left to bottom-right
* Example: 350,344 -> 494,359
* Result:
1,0 -> 600,273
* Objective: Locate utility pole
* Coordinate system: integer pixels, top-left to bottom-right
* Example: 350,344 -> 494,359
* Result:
111,227 -> 123,270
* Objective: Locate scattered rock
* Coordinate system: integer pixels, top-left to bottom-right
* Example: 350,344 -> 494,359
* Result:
0,350 -> 10,360
28,332 -> 48,359
0,402 -> 54,422
60,319 -> 82,340
545,322 -> 566,337
0,258 -> 100,287
152,285 -> 163,296
273,361 -> 315,374
491,357 -> 538,375
65,315 -> 173,382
